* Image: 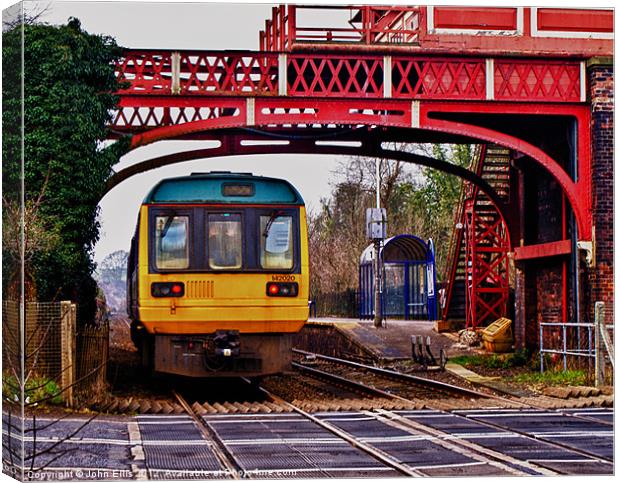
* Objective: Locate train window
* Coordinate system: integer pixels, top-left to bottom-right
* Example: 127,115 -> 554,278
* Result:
222,183 -> 255,197
155,216 -> 190,269
260,215 -> 293,269
208,213 -> 243,269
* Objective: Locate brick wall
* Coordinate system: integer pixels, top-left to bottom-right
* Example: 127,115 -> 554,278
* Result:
515,164 -> 566,350
588,59 -> 614,323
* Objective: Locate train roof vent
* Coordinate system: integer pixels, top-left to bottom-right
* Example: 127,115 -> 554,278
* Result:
190,171 -> 254,176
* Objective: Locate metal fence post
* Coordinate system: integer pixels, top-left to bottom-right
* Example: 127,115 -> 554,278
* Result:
539,324 -> 544,373
594,301 -> 605,387
562,324 -> 567,371
60,301 -> 75,407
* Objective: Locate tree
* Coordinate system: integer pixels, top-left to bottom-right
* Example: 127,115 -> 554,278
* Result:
307,144 -> 473,315
94,250 -> 128,314
97,250 -> 128,285
2,18 -> 130,324
405,144 -> 472,276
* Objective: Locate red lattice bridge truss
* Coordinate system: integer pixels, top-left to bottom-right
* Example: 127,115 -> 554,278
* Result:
106,5 -> 613,329
111,51 -> 591,235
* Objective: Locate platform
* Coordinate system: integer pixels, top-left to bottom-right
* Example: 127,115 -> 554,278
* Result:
295,318 -> 468,363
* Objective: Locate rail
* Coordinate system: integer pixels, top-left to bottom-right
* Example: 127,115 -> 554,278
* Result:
290,350 -> 612,467
172,390 -> 243,478
255,382 -> 421,476
293,348 -> 496,400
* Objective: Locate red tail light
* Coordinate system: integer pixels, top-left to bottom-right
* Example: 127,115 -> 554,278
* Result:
266,282 -> 298,297
151,282 -> 185,297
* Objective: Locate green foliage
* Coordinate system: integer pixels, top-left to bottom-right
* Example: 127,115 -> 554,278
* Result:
405,144 -> 471,276
3,374 -> 63,406
450,349 -> 530,370
2,18 -> 130,322
308,145 -> 473,305
510,370 -> 587,386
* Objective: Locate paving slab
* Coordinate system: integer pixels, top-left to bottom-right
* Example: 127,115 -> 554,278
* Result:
306,318 -> 459,360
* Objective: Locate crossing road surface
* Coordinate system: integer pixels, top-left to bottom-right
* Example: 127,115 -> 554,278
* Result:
3,408 -> 613,479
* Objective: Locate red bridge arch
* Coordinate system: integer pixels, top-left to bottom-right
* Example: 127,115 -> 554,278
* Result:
106,4 -> 613,338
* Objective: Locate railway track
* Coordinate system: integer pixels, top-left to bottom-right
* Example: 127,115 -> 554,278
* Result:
172,390 -> 244,479
285,351 -> 615,469
289,350 -> 614,430
172,380 -> 421,477
291,349 -> 519,410
170,373 -> 613,477
99,348 -> 612,416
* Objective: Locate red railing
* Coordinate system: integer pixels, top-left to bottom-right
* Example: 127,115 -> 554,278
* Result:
260,5 -> 423,50
117,50 -> 581,103
260,5 -> 292,52
440,145 -> 483,320
116,50 -> 280,96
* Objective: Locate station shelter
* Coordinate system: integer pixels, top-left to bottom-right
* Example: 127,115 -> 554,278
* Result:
359,235 -> 437,321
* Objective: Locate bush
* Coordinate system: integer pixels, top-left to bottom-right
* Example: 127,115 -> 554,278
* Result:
2,373 -> 63,406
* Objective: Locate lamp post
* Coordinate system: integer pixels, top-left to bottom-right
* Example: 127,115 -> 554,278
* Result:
366,159 -> 386,328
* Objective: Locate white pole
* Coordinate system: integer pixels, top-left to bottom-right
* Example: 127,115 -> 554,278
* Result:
374,158 -> 382,328
375,158 -> 381,209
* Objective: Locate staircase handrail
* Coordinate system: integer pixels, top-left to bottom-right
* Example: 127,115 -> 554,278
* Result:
440,144 -> 486,320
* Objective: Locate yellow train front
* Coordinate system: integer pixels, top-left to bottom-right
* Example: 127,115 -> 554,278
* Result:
127,172 -> 309,377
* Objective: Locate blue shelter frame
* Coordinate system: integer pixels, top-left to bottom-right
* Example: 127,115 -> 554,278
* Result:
359,235 -> 437,321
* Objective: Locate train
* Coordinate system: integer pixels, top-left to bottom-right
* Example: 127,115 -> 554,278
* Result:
127,171 -> 309,377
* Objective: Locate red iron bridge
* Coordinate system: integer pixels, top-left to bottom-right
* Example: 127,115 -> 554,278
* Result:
106,5 -> 614,349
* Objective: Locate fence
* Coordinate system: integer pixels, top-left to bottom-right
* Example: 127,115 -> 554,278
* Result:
1,300 -> 109,407
75,323 -> 109,404
539,302 -> 614,386
311,290 -> 359,318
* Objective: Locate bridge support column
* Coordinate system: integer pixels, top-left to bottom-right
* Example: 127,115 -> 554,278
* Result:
587,57 -> 614,324
514,264 -> 526,349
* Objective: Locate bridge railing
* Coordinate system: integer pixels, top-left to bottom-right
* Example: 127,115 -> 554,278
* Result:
260,5 -> 423,50
116,50 -> 582,103
116,50 -> 281,96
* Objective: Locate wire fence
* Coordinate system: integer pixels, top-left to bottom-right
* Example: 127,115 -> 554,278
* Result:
2,300 -> 63,384
2,299 -> 109,407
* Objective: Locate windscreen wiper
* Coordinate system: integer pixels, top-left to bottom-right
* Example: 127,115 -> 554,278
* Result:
263,210 -> 283,238
161,212 -> 177,238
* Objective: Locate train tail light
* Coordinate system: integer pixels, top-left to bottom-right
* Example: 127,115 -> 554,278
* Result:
151,282 -> 185,297
266,282 -> 298,297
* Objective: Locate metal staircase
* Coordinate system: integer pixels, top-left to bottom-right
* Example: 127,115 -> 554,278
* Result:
441,144 -> 511,328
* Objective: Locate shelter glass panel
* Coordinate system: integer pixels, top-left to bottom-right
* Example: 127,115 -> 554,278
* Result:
408,262 -> 428,319
384,264 -> 405,316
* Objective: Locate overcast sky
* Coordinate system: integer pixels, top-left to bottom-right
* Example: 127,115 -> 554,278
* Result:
16,0 -> 361,264
8,0 -> 613,264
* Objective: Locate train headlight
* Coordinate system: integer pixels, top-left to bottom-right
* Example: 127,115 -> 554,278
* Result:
266,282 -> 298,297
151,282 -> 185,297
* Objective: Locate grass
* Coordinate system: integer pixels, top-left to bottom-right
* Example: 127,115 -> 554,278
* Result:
510,369 -> 588,386
449,353 -> 589,387
449,350 -> 530,370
